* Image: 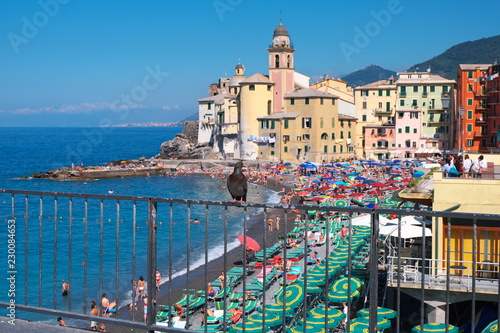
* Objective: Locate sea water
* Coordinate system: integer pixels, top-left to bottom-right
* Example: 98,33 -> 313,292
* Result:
0,127 -> 280,320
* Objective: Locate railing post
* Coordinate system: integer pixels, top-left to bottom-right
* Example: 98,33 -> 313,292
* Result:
369,210 -> 379,333
146,199 -> 158,332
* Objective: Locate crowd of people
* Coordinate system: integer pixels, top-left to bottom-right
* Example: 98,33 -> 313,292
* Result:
442,154 -> 488,178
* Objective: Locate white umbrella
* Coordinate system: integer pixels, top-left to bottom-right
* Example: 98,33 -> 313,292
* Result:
351,214 -> 391,227
379,223 -> 432,239
386,215 -> 424,226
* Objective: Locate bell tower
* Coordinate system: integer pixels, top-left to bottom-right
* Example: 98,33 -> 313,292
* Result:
268,19 -> 295,113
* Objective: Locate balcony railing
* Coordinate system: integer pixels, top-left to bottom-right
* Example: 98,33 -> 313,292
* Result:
1,189 -> 499,332
474,131 -> 488,137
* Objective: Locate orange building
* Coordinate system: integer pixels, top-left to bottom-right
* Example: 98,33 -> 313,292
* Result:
486,63 -> 500,149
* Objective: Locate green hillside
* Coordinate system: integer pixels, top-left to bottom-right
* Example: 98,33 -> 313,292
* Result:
407,35 -> 500,79
341,65 -> 397,87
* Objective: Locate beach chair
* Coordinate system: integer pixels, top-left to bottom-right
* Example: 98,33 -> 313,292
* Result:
213,287 -> 232,299
243,299 -> 258,314
196,324 -> 222,332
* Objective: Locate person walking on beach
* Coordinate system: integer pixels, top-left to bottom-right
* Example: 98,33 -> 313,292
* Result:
61,280 -> 70,296
267,217 -> 274,232
137,276 -> 146,299
155,270 -> 161,290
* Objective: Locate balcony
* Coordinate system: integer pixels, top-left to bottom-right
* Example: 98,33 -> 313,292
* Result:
373,108 -> 393,114
474,131 -> 488,137
216,123 -> 239,135
476,117 -> 487,123
477,104 -> 490,110
376,132 -> 388,137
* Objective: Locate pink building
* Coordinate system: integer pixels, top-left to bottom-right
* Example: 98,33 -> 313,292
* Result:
364,124 -> 396,160
394,110 -> 423,158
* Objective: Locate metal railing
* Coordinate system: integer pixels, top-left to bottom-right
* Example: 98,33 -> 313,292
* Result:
1,189 -> 500,332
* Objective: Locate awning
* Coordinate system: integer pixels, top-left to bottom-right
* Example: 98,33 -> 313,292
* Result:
415,149 -> 424,153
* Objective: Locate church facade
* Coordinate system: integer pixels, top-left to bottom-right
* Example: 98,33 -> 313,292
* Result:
197,21 -> 357,163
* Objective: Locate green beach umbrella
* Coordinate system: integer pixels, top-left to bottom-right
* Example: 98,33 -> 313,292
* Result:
297,315 -> 340,329
229,321 -> 265,333
307,307 -> 345,322
286,325 -> 326,333
257,303 -> 295,316
328,276 -> 363,303
482,320 -> 498,333
412,323 -> 459,333
247,312 -> 283,328
356,307 -> 397,319
334,199 -> 349,207
295,277 -> 326,286
276,283 -> 304,309
351,317 -> 391,330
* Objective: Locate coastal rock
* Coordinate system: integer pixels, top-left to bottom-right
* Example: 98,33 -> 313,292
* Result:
159,134 -> 215,159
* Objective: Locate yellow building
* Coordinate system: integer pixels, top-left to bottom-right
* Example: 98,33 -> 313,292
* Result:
257,89 -> 357,163
353,78 -> 397,158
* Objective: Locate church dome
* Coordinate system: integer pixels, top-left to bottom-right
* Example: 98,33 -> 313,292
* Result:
273,23 -> 289,37
229,74 -> 245,87
235,63 -> 244,70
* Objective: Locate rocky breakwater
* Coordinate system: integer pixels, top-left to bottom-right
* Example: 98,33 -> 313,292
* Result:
29,167 -> 82,181
159,133 -> 215,159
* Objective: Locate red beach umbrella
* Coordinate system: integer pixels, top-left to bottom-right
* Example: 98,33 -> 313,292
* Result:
237,235 -> 260,251
371,182 -> 388,188
319,186 -> 331,191
277,165 -> 286,168
297,191 -> 310,196
350,193 -> 364,197
367,190 -> 381,195
354,183 -> 368,188
385,186 -> 399,191
386,180 -> 399,184
309,197 -> 324,201
339,186 -> 351,190
304,188 -> 315,192
332,194 -> 347,199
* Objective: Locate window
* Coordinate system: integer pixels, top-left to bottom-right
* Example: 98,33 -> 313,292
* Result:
378,102 -> 383,109
270,151 -> 275,155
332,99 -> 335,105
331,133 -> 335,139
249,84 -> 255,91
362,102 -> 367,109
302,117 -> 312,128
386,90 -> 390,96
331,117 -> 335,128
405,140 -> 411,148
377,140 -> 388,148
348,132 -> 351,138
362,127 -> 365,134
413,128 -> 417,133
320,117 -> 324,128
340,131 -> 344,139
361,90 -> 369,96
413,86 -> 418,92
398,128 -> 402,133
410,112 -> 418,119
400,99 -> 405,107
362,115 -> 367,121
207,103 -> 211,110
430,86 -> 435,92
333,145 -> 337,153
261,120 -> 268,129
468,84 -> 474,92
423,86 -> 427,95
305,98 -> 310,105
412,142 -> 416,148
270,120 -> 275,129
467,110 -> 473,120
341,120 -> 344,127
284,146 -> 288,152
467,124 -> 472,132
275,54 -> 279,68
320,98 -> 324,105
283,135 -> 290,142
467,99 -> 473,106
443,86 -> 448,94
324,145 -> 328,153
284,119 -> 289,128
432,142 -> 437,147
400,86 -> 406,94
378,90 -> 383,96
466,139 -> 474,147
405,126 -> 410,133
304,145 -> 309,152
372,143 -> 376,147
303,134 -> 310,140
321,133 -> 328,140
267,100 -> 272,115
291,98 -> 295,105
296,136 -> 302,141
412,100 -> 418,107
267,85 -> 272,91
340,145 -> 343,153
386,102 -> 391,111
468,71 -> 473,78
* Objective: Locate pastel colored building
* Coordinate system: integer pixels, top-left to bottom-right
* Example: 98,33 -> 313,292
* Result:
395,72 -> 455,158
354,78 -> 397,159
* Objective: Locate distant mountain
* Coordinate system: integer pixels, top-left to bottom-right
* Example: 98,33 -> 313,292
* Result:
181,112 -> 198,122
407,35 -> 500,79
341,65 -> 397,87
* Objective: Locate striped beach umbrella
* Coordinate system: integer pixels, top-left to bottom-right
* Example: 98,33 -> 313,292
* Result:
229,321 -> 265,333
482,320 -> 498,333
297,315 -> 340,329
286,325 -> 326,333
412,323 -> 459,333
307,307 -> 345,322
276,283 -> 304,309
257,303 -> 294,316
351,317 -> 391,330
356,307 -> 398,320
333,199 -> 349,207
247,312 -> 283,328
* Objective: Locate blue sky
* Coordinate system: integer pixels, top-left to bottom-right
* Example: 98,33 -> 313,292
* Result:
0,0 -> 499,126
